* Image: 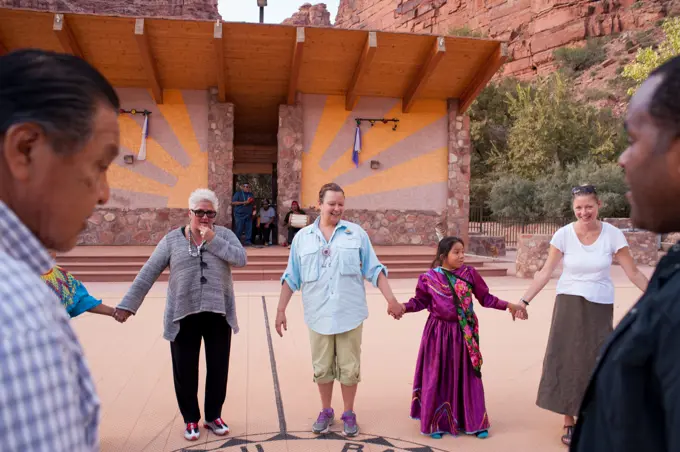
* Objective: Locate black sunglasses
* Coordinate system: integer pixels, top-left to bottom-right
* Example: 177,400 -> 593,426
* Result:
200,254 -> 208,284
192,209 -> 217,218
572,185 -> 597,195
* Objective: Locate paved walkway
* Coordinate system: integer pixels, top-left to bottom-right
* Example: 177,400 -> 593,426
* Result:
72,265 -> 654,452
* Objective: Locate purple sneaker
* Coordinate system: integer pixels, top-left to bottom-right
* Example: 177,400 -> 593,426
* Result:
341,410 -> 359,437
312,408 -> 334,434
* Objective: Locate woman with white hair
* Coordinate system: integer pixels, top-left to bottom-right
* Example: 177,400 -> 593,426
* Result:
115,188 -> 247,442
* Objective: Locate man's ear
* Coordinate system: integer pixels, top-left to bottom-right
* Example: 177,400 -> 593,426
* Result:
1,123 -> 42,181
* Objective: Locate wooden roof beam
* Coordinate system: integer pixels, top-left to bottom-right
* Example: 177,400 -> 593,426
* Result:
134,18 -> 163,104
459,43 -> 508,113
213,21 -> 226,102
402,36 -> 446,113
0,40 -> 7,56
287,27 -> 305,105
345,31 -> 377,111
53,14 -> 83,58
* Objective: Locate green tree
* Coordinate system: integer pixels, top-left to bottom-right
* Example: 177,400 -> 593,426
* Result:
487,175 -> 541,222
503,74 -> 625,178
623,17 -> 680,94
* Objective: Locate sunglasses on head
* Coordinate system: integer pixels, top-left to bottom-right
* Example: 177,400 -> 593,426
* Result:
192,209 -> 217,218
572,185 -> 597,195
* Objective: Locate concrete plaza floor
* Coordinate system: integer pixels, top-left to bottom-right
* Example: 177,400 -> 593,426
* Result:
71,262 -> 654,452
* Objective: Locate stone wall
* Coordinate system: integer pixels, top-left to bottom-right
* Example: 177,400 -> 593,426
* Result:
77,208 -> 188,245
208,89 -> 235,227
618,231 -> 659,266
334,0 -> 675,78
468,234 -> 506,257
516,234 -> 551,278
277,100 -> 304,245
1,0 -> 220,19
446,99 -> 471,244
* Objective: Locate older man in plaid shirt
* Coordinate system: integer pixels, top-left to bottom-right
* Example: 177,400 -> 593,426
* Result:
0,50 -> 121,451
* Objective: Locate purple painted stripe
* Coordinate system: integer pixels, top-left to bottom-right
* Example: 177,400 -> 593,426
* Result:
107,189 -> 169,209
181,90 -> 209,153
334,116 -> 448,188
318,97 -> 400,171
302,94 -> 327,154
116,88 -> 191,167
114,146 -> 178,187
346,182 -> 447,211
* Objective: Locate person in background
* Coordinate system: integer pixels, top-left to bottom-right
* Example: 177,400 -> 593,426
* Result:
42,251 -> 117,318
283,200 -> 306,247
259,199 -> 276,246
571,55 -> 680,452
231,181 -> 254,246
0,49 -> 121,451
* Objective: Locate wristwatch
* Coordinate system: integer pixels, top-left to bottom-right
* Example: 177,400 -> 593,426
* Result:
520,298 -> 530,306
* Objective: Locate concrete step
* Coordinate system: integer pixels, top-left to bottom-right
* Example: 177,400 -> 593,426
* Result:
67,265 -> 507,283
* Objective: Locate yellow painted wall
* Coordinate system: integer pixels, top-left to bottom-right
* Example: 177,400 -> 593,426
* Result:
300,94 -> 448,211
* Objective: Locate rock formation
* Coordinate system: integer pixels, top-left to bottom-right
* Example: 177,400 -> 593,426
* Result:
282,2 -> 332,26
334,0 -> 679,77
0,0 -> 220,19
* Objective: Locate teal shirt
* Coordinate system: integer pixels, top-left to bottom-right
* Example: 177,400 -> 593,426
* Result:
281,218 -> 387,335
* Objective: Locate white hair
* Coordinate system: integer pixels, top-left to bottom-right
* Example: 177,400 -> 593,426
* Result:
188,188 -> 219,211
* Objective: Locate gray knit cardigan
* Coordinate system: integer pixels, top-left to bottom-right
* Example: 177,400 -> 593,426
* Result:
117,225 -> 247,341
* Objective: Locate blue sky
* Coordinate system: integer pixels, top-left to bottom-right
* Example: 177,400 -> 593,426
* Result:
218,1 -> 339,24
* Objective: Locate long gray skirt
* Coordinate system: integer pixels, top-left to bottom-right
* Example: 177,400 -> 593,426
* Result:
536,294 -> 613,417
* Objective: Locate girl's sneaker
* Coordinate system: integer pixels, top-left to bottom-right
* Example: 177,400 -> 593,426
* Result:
184,423 -> 200,441
204,417 -> 230,436
341,410 -> 359,437
312,408 -> 334,434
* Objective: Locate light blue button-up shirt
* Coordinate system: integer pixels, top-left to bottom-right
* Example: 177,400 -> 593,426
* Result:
281,218 -> 387,335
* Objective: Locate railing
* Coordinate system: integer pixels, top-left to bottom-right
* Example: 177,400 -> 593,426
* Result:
469,205 -> 571,248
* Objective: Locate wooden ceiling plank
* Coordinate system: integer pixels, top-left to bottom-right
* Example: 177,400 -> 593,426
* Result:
402,36 -> 446,113
213,21 -> 227,102
459,43 -> 508,113
134,18 -> 163,104
345,31 -> 377,111
287,27 -> 305,105
0,40 -> 7,56
53,14 -> 84,58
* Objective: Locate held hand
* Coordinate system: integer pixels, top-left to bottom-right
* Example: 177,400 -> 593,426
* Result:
508,303 -> 528,321
113,308 -> 132,323
198,225 -> 216,243
387,300 -> 405,320
275,310 -> 287,337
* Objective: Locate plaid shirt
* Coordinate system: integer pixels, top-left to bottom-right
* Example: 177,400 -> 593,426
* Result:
0,201 -> 100,451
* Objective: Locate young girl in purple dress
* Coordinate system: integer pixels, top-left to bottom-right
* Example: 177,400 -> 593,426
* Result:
401,236 -> 527,439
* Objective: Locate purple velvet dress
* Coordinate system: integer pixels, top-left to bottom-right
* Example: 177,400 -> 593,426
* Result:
404,265 -> 509,436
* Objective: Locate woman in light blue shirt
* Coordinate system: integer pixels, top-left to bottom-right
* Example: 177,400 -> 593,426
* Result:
275,183 -> 404,437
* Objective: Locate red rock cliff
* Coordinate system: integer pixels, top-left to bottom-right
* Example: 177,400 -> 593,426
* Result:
0,0 -> 220,19
335,0 -> 679,77
283,2 -> 332,26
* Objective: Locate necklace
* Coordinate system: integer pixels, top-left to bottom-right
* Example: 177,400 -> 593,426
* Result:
187,227 -> 205,257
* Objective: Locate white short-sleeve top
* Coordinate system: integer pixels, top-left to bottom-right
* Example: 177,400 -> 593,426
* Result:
550,222 -> 629,304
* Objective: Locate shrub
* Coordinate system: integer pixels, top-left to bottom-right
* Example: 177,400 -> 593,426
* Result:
553,38 -> 608,75
487,175 -> 541,222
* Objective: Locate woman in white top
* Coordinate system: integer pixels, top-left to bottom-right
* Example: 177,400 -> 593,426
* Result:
518,185 -> 648,446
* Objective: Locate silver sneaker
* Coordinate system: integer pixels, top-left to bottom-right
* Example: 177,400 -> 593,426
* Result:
341,410 -> 359,437
312,408 -> 334,434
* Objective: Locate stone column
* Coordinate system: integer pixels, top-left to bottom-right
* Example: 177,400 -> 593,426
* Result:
207,88 -> 235,227
446,99 -> 471,244
277,100 -> 304,245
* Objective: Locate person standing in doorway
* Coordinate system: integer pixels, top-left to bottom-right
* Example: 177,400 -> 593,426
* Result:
570,55 -> 680,452
274,183 -> 405,437
259,199 -> 276,246
232,181 -> 254,246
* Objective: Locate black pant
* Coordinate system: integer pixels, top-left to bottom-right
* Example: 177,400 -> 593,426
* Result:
260,223 -> 273,243
287,227 -> 301,244
170,312 -> 232,423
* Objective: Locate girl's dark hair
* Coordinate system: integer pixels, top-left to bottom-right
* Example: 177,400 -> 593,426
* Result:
0,49 -> 120,155
318,182 -> 344,203
431,236 -> 465,268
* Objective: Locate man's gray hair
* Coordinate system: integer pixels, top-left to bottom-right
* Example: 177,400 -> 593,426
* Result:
188,188 -> 219,212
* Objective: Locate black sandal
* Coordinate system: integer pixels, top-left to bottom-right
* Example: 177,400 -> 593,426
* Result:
561,425 -> 574,446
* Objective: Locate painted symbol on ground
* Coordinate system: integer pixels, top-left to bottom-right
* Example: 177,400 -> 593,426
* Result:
175,431 -> 446,452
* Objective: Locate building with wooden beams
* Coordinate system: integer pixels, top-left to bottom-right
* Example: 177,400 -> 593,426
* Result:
0,7 -> 507,246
